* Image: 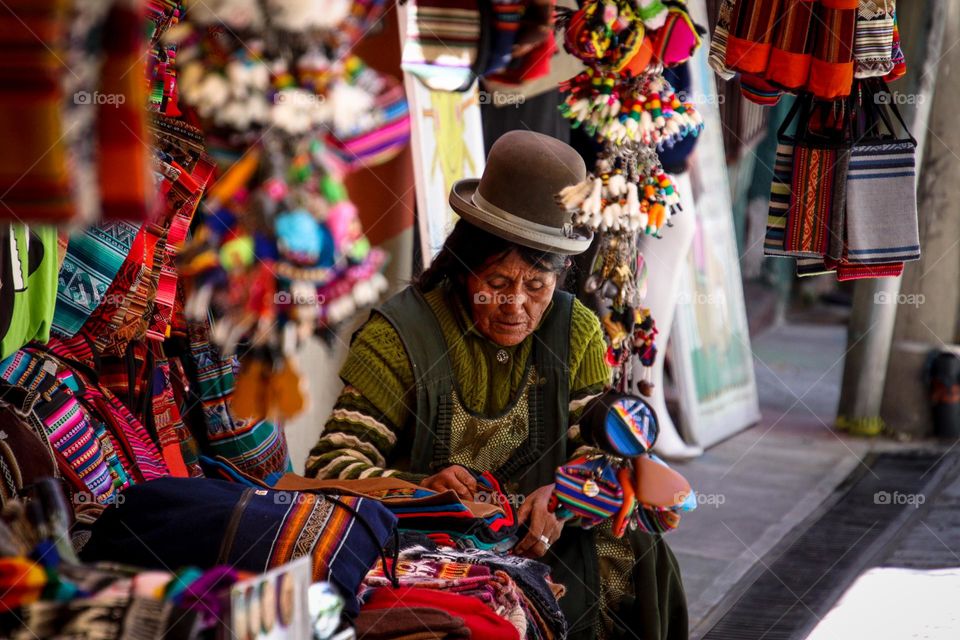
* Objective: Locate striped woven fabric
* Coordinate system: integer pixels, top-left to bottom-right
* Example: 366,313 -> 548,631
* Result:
853,0 -> 895,78
885,9 -> 906,81
488,0 -> 522,73
52,222 -> 142,338
554,456 -> 624,524
725,0 -> 782,75
844,140 -> 919,263
795,257 -> 836,277
708,0 -> 737,80
785,145 -> 838,257
0,0 -> 75,223
98,0 -> 150,222
836,261 -> 903,280
184,319 -> 292,481
206,418 -> 292,479
764,143 -> 795,256
765,0 -> 815,92
185,319 -> 238,435
147,161 -> 213,342
401,0 -> 481,91
150,352 -> 194,478
740,75 -> 782,106
0,349 -> 128,503
807,0 -> 857,99
606,397 -> 658,456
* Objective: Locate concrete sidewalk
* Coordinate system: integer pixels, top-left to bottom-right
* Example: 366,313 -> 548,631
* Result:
665,322 -> 877,636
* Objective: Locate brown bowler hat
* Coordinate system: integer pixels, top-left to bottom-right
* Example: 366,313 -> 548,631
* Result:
449,130 -> 593,255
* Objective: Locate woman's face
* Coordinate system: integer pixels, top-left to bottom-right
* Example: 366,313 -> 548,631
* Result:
465,250 -> 558,346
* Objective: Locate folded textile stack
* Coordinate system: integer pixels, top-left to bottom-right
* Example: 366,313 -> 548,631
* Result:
362,534 -> 566,640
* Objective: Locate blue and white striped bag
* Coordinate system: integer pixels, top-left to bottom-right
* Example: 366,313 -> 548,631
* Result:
844,82 -> 920,264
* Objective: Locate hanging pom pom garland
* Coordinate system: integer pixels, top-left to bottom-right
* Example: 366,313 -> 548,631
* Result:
556,0 -> 703,399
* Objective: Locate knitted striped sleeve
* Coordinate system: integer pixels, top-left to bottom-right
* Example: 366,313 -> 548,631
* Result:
567,298 -> 611,458
304,313 -> 425,482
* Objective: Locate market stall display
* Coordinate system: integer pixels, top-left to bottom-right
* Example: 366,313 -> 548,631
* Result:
0,1 -> 715,639
713,0 -> 920,280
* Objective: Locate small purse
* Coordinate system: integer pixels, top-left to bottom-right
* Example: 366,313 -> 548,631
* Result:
785,99 -> 851,258
843,79 -> 919,265
553,455 -> 624,526
650,7 -> 702,68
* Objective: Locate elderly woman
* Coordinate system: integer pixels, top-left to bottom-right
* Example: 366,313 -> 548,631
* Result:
306,131 -> 687,640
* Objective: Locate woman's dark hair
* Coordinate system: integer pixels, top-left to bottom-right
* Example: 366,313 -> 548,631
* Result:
416,220 -> 570,292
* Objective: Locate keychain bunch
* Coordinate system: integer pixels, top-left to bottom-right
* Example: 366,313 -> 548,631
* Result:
560,146 -> 680,235
550,393 -> 696,536
560,69 -> 703,148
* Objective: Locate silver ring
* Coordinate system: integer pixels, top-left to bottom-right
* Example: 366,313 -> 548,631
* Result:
538,534 -> 551,548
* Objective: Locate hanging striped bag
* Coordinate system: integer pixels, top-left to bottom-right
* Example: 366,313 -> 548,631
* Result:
842,78 -> 919,265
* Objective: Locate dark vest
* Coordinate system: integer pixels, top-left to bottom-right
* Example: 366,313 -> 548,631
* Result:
375,286 -> 600,639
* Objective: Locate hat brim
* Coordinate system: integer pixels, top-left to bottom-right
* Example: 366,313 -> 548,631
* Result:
449,179 -> 593,255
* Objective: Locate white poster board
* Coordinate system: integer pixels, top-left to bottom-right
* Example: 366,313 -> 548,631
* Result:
397,5 -> 487,266
668,0 -> 760,447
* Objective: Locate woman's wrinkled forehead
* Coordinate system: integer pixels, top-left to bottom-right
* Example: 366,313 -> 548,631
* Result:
474,250 -> 556,281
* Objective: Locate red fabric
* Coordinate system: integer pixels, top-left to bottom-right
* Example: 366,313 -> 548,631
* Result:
486,32 -> 557,85
363,586 -> 521,640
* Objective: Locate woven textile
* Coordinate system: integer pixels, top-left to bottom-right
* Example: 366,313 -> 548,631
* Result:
854,0 -> 895,78
184,319 -> 292,480
401,0 -> 482,91
81,478 -> 397,618
0,349 -> 129,503
785,145 -> 840,257
726,0 -> 858,101
807,0 -> 857,99
725,0 -> 781,75
765,0 -> 815,92
844,140 -> 919,263
98,0 -> 151,222
764,142 -> 795,256
0,0 -> 75,223
52,222 -> 142,339
707,0 -> 737,80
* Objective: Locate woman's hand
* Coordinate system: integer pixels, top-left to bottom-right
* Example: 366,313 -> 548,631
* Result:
514,484 -> 565,558
420,465 -> 478,500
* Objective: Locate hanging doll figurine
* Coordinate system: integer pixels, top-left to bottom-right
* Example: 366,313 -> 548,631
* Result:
633,307 -> 658,396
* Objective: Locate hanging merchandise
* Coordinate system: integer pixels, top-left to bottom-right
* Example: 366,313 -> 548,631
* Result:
717,0 -> 906,103
762,79 -> 919,280
173,0 -> 399,384
551,392 -> 696,536
555,0 -> 703,395
716,0 -> 918,279
401,0 -> 560,91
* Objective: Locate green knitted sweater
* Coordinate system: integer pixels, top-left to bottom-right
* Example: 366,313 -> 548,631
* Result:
305,285 -> 611,481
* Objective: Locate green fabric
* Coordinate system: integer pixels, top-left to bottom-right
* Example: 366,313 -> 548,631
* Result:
306,286 -> 609,481
1,225 -> 59,360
